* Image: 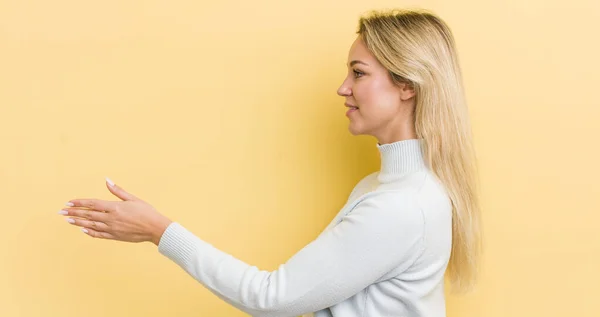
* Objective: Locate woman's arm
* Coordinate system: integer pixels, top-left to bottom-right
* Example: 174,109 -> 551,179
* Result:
158,191 -> 425,317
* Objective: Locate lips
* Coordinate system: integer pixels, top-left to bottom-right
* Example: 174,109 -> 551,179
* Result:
345,103 -> 358,110
345,103 -> 359,117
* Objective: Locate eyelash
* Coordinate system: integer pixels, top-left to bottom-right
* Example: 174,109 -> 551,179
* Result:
353,69 -> 364,78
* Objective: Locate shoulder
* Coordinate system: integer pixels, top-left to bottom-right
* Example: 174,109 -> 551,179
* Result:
348,170 -> 450,223
352,188 -> 425,228
355,171 -> 379,189
346,171 -> 379,202
416,171 -> 453,223
377,170 -> 449,204
367,170 -> 451,221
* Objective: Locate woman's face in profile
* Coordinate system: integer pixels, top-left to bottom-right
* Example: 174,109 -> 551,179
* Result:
337,36 -> 415,142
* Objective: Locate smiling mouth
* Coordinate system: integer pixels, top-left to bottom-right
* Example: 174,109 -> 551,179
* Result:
345,102 -> 358,110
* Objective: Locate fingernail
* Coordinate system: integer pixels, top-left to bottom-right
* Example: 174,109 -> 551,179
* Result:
82,228 -> 88,234
58,210 -> 68,215
66,218 -> 75,224
65,202 -> 74,207
106,177 -> 115,187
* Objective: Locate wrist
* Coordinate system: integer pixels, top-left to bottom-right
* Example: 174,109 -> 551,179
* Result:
151,217 -> 173,246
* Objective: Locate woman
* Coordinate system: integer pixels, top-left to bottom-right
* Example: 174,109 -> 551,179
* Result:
60,8 -> 482,317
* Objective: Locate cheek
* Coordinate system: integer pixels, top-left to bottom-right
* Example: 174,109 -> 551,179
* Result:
354,83 -> 396,115
353,83 -> 375,108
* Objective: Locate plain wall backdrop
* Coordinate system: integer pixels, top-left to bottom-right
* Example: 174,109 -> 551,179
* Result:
1,0 -> 599,316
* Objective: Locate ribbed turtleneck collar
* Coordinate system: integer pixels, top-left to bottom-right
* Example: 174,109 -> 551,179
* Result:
376,138 -> 427,183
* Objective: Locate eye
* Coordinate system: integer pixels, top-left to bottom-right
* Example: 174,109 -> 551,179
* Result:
353,69 -> 364,78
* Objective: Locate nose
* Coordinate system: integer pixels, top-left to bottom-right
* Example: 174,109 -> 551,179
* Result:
337,78 -> 351,97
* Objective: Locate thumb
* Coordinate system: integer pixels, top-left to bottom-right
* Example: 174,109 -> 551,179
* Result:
105,177 -> 139,201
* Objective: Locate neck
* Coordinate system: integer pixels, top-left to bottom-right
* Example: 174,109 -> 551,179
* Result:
376,138 -> 426,183
375,117 -> 417,145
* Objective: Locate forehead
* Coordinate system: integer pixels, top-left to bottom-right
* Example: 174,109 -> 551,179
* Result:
347,36 -> 375,64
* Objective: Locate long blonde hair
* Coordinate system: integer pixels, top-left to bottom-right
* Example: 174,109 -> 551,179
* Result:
357,9 -> 482,293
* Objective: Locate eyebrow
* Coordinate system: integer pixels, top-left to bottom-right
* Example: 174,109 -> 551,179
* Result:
347,60 -> 369,67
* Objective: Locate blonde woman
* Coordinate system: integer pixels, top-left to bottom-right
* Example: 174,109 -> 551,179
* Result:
60,8 -> 482,317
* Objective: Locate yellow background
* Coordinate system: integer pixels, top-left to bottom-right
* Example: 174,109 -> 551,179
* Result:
1,0 -> 599,316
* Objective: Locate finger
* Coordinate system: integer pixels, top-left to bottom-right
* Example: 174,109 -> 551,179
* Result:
66,199 -> 118,212
81,227 -> 115,240
105,177 -> 139,202
60,208 -> 109,222
66,217 -> 110,232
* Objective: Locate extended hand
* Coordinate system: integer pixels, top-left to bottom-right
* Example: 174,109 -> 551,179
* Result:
59,178 -> 173,245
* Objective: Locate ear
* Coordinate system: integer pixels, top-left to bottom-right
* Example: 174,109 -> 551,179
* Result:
399,82 -> 416,101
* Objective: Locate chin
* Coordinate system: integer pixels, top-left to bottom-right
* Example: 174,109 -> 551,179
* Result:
348,124 -> 364,136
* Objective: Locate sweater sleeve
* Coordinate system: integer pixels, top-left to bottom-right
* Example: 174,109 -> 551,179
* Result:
157,191 -> 425,317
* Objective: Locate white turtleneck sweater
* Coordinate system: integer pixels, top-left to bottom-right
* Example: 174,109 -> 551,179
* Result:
157,139 -> 453,317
